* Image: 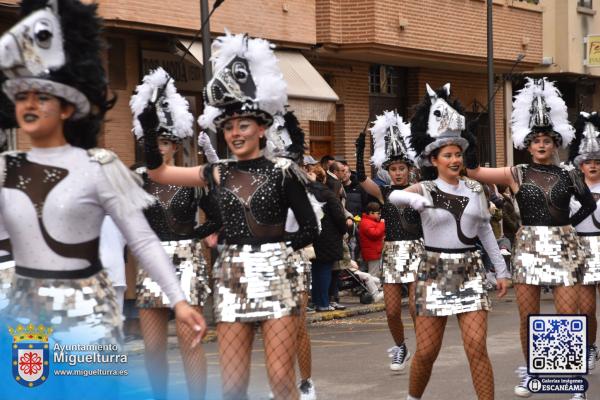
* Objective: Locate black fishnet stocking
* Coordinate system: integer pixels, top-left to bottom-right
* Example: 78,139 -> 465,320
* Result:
176,306 -> 207,399
262,316 -> 299,400
296,292 -> 312,381
383,283 -> 408,346
457,310 -> 494,400
140,307 -> 207,400
554,285 -> 579,314
408,316 -> 447,398
578,285 -> 597,345
514,284 -> 541,360
139,308 -> 169,400
216,322 -> 254,400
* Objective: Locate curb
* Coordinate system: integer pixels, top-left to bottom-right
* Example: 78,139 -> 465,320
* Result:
124,300 -> 390,354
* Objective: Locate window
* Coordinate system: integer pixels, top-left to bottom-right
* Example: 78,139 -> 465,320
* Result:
579,0 -> 592,8
514,0 -> 540,4
369,65 -> 399,95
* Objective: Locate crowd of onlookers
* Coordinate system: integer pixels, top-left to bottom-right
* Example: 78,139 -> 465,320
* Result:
303,155 -> 520,312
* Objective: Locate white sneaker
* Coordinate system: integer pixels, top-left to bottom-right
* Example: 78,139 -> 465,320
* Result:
373,291 -> 384,303
388,343 -> 411,373
588,344 -> 599,371
514,366 -> 532,398
299,378 -> 317,400
571,393 -> 586,399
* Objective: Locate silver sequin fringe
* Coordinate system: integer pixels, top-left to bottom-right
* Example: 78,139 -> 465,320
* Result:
381,239 -> 423,284
578,234 -> 600,285
213,242 -> 299,323
2,270 -> 122,345
0,262 -> 14,311
291,248 -> 312,293
512,225 -> 585,286
416,249 -> 490,317
136,239 -> 210,308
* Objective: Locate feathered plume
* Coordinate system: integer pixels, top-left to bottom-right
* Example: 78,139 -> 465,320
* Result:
130,67 -> 194,141
511,77 -> 574,150
569,111 -> 600,165
370,110 -> 414,169
198,31 -> 287,130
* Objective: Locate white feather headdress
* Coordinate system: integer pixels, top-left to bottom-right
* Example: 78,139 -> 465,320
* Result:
370,110 -> 415,169
198,31 -> 287,130
511,77 -> 574,150
130,67 -> 194,142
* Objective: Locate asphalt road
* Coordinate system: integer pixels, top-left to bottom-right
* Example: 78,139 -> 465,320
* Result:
120,288 -> 600,399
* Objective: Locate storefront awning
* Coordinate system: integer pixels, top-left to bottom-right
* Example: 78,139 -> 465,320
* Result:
276,51 -> 339,122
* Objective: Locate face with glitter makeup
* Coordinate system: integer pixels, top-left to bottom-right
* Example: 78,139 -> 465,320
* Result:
581,159 -> 600,184
387,161 -> 410,186
431,144 -> 463,183
222,116 -> 265,161
157,137 -> 178,166
14,91 -> 74,144
527,134 -> 556,165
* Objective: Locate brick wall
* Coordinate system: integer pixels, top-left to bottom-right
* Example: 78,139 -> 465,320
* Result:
317,0 -> 542,64
99,0 -> 316,46
312,59 -> 370,170
102,33 -> 140,166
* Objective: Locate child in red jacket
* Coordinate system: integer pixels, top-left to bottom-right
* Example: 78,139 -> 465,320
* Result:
359,202 -> 386,277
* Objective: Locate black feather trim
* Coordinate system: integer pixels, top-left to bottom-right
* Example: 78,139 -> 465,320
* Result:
283,111 -> 305,162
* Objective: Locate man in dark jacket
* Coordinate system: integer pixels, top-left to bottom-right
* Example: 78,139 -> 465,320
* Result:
307,174 -> 348,312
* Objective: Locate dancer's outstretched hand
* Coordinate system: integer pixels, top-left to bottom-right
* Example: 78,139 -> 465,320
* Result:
496,278 -> 509,298
174,301 -> 207,347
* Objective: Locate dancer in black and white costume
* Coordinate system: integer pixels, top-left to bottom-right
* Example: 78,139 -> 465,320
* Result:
130,67 -> 221,400
0,0 -> 205,345
465,78 -> 596,399
140,32 -> 318,400
569,112 -> 600,390
355,110 -> 422,373
389,83 -> 509,400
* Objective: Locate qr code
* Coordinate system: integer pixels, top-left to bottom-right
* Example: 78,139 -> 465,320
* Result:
529,315 -> 587,374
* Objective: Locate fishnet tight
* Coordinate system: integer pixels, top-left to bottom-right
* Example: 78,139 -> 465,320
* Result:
578,284 -> 598,346
217,315 -> 299,400
408,311 -> 494,399
139,307 -> 207,400
296,291 -> 312,381
383,282 -> 416,346
514,284 -> 579,360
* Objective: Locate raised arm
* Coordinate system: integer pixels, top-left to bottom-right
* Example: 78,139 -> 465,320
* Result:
466,166 -> 516,190
355,131 -> 384,203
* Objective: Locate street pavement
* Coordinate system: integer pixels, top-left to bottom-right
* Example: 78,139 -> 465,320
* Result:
120,288 -> 600,399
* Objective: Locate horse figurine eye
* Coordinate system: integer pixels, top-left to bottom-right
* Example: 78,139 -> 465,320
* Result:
232,61 -> 249,83
33,19 -> 53,49
433,110 -> 442,117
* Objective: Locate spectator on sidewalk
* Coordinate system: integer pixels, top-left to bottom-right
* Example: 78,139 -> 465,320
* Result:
307,165 -> 348,312
359,202 -> 386,277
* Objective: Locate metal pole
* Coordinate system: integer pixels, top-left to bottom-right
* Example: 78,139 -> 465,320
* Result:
487,0 -> 496,167
200,0 -> 213,82
200,0 -> 220,156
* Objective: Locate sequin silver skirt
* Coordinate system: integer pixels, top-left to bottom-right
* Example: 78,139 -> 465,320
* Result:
416,248 -> 490,317
512,225 -> 585,286
381,239 -> 423,284
213,242 -> 299,323
291,249 -> 312,293
2,270 -> 121,345
136,239 -> 210,308
578,233 -> 600,285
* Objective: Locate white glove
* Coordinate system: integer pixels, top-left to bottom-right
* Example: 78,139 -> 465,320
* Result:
197,131 -> 219,163
388,190 -> 431,212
